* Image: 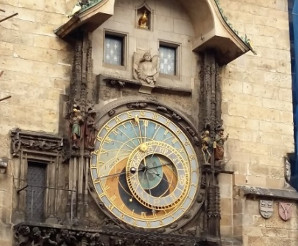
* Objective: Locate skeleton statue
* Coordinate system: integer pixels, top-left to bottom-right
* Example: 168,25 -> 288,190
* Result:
201,130 -> 212,164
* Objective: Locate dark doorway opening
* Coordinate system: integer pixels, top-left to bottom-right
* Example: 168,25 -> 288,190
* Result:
26,161 -> 46,222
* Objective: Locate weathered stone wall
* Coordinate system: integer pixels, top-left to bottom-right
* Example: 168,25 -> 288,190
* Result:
241,198 -> 298,246
218,0 -> 298,245
221,0 -> 293,189
0,0 -> 297,245
0,1 -> 75,245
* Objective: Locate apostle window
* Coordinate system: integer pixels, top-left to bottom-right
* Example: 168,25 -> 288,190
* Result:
159,43 -> 178,76
104,32 -> 126,66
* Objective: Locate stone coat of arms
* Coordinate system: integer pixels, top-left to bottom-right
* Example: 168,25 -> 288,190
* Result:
259,200 -> 273,219
278,202 -> 292,221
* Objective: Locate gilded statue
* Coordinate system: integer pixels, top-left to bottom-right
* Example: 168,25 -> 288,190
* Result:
138,11 -> 148,29
133,51 -> 159,85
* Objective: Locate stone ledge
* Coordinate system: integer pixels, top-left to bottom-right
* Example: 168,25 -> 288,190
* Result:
10,128 -> 63,157
13,222 -> 219,246
240,186 -> 298,201
97,74 -> 192,95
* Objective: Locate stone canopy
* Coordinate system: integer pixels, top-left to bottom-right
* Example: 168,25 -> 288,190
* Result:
55,0 -> 253,65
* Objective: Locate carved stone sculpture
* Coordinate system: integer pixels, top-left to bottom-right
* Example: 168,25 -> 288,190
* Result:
259,200 -> 273,219
201,130 -> 212,164
283,157 -> 296,190
70,104 -> 84,149
278,202 -> 292,221
10,129 -> 63,157
13,224 -> 202,246
85,108 -> 97,150
138,11 -> 148,29
213,126 -> 229,164
284,157 -> 291,186
133,51 -> 159,85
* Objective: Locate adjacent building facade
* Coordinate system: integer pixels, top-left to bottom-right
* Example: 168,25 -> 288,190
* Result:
0,0 -> 297,245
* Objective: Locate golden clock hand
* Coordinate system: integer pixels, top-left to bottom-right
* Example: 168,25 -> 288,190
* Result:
143,155 -> 148,167
134,115 -> 140,124
134,115 -> 144,143
96,171 -> 126,180
97,161 -> 172,180
97,167 -> 137,180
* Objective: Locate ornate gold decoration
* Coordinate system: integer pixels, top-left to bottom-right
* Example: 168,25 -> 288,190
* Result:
138,11 -> 148,29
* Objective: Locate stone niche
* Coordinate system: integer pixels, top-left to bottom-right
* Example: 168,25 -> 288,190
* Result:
136,3 -> 152,30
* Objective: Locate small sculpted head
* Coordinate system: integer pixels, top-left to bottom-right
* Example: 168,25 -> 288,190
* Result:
143,51 -> 151,61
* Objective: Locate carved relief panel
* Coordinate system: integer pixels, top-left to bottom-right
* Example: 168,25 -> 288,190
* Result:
133,50 -> 159,86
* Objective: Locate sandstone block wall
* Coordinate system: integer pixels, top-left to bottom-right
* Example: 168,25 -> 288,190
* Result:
218,0 -> 298,245
0,1 -> 75,244
241,198 -> 298,246
220,0 -> 293,189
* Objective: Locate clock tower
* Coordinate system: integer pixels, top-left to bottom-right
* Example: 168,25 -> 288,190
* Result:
54,0 -> 251,244
12,0 -> 253,246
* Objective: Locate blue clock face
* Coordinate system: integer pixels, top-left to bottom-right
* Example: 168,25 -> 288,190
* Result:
90,109 -> 200,229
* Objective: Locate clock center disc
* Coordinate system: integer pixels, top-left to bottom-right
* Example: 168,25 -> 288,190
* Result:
126,141 -> 190,210
138,156 -> 163,189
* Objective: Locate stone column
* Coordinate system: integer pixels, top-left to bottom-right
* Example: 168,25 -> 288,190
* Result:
199,51 -> 222,243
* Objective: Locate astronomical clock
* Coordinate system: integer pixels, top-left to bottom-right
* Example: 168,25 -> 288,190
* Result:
10,0 -> 251,245
90,100 -> 203,234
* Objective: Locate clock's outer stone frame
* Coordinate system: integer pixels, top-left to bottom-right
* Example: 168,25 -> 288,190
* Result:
90,97 -> 205,233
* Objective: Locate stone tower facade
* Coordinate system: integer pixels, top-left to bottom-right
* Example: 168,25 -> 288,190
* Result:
0,0 -> 297,246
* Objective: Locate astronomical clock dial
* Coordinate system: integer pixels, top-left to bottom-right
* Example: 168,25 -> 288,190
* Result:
90,107 -> 200,230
